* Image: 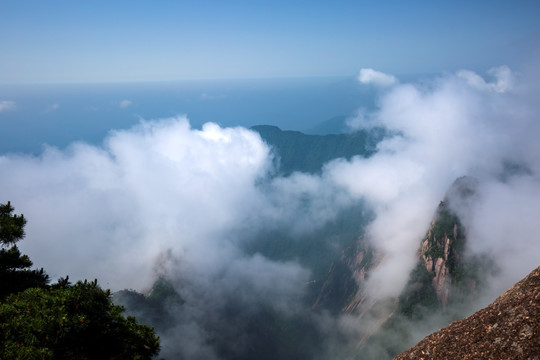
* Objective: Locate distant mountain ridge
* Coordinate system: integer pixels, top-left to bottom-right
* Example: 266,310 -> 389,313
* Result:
251,124 -> 384,176
303,115 -> 349,135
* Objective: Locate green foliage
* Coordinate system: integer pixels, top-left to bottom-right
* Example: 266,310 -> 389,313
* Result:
0,245 -> 32,270
0,202 -> 161,358
0,202 -> 48,299
0,201 -> 27,245
147,277 -> 183,306
397,262 -> 439,319
0,280 -> 160,359
424,244 -> 444,259
428,201 -> 458,242
422,201 -> 468,282
114,277 -> 184,334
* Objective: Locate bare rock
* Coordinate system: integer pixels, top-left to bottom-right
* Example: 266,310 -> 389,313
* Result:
394,265 -> 540,359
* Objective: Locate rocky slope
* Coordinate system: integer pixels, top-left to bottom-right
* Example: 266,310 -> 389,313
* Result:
394,265 -> 540,359
398,177 -> 485,317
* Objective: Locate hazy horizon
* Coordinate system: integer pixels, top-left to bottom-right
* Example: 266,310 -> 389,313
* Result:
0,75 -> 379,154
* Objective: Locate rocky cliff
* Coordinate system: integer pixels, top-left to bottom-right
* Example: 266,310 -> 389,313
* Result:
312,177 -> 494,358
315,177 -> 481,315
394,265 -> 540,359
398,199 -> 471,318
420,217 -> 456,309
397,177 -> 488,320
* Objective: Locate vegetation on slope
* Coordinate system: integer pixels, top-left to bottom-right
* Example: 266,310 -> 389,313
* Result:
0,202 -> 160,359
0,202 -> 49,299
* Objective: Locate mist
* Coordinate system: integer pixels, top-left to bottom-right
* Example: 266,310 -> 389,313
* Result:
1,65 -> 539,358
336,65 -> 540,301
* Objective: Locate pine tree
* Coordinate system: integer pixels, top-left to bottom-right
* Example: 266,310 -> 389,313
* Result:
0,202 -> 49,299
0,202 -> 161,358
0,280 -> 160,359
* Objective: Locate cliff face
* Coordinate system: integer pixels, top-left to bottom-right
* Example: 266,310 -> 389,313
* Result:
421,222 -> 455,308
311,177 -> 495,358
409,201 -> 466,311
314,179 -> 478,317
312,241 -> 376,314
398,177 -> 483,318
394,265 -> 540,359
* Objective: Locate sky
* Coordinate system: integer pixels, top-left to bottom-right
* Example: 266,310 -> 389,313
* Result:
1,0 -> 540,83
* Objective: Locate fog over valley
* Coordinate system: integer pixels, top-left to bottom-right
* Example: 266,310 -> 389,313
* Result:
2,65 -> 539,358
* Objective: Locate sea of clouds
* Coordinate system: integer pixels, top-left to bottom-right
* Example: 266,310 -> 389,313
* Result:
1,64 -> 539,358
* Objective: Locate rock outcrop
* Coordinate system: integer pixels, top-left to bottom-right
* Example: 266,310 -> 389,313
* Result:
314,176 -> 492,358
394,265 -> 540,359
417,205 -> 462,310
399,177 -> 483,317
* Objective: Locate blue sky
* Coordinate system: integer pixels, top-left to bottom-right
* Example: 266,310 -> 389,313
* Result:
1,0 -> 539,83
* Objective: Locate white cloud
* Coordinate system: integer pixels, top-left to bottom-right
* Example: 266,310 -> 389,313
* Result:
0,100 -> 16,112
326,65 -> 540,301
358,68 -> 398,87
1,117 -> 275,289
119,99 -> 132,108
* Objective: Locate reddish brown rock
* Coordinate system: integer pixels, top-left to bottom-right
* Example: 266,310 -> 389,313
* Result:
394,265 -> 540,360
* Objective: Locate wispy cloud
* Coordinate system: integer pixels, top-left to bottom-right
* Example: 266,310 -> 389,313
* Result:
457,66 -> 514,93
43,103 -> 59,113
0,100 -> 16,112
119,100 -> 132,108
199,93 -> 226,100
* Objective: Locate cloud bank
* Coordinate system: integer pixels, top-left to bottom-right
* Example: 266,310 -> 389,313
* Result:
1,65 -> 539,358
1,119 -> 280,289
0,116 -> 356,358
332,66 -> 540,300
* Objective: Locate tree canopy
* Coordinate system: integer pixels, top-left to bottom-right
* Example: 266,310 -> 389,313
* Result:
0,280 -> 159,359
0,201 -> 48,299
0,202 -> 160,359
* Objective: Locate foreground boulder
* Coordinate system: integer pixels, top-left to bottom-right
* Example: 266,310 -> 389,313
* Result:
394,265 -> 540,359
